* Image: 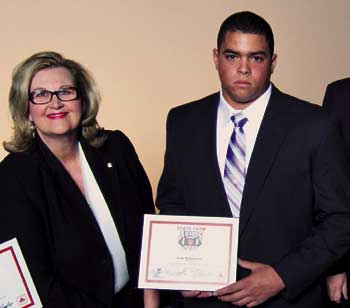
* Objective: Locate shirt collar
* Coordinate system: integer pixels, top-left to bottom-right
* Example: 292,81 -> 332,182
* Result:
218,83 -> 272,123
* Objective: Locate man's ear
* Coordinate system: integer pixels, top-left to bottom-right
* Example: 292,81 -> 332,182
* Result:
271,53 -> 277,74
213,48 -> 219,70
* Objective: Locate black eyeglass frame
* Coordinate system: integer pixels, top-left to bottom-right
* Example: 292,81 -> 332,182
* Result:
29,86 -> 80,105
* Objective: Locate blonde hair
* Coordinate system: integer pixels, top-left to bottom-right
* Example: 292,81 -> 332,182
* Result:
4,51 -> 107,152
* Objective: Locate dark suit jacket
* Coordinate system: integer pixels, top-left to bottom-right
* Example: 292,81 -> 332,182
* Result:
0,130 -> 155,308
323,78 -> 350,159
156,86 -> 350,308
323,78 -> 350,276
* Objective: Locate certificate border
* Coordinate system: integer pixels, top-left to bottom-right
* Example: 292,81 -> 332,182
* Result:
145,220 -> 233,286
0,246 -> 35,308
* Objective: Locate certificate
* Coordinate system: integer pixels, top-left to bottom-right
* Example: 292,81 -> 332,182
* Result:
138,214 -> 239,291
0,238 -> 42,308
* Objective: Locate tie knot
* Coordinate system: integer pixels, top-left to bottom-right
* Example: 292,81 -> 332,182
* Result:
231,113 -> 248,128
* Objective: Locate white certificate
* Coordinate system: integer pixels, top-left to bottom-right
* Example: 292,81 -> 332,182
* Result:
0,238 -> 42,308
138,214 -> 239,291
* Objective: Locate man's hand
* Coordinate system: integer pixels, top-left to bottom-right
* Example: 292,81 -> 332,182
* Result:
144,289 -> 160,308
327,273 -> 348,303
213,259 -> 285,307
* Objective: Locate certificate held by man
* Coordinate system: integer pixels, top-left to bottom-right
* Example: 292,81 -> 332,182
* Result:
138,214 -> 239,291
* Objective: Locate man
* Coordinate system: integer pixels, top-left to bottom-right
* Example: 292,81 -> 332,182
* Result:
323,78 -> 350,307
156,11 -> 350,308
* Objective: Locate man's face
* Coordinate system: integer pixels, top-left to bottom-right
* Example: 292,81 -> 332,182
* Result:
213,31 -> 277,109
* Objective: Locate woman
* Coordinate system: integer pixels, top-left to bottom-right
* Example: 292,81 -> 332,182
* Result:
0,51 -> 159,308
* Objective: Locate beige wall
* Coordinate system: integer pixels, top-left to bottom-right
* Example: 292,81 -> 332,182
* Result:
0,0 -> 349,194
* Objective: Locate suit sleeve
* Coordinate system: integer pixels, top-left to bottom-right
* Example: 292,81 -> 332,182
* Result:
273,115 -> 350,300
156,110 -> 187,215
0,159 -> 106,308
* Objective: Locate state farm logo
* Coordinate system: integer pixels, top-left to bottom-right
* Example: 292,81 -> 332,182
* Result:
16,294 -> 28,307
178,226 -> 205,250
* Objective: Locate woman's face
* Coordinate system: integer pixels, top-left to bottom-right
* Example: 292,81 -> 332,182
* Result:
28,67 -> 82,144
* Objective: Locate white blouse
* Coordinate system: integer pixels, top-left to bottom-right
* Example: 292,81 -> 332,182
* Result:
79,143 -> 129,293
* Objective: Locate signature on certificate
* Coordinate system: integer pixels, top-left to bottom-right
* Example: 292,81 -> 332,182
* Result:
150,266 -> 224,281
0,302 -> 13,308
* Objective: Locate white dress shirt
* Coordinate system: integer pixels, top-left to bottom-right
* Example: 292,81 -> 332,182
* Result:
79,144 -> 129,293
216,84 -> 272,178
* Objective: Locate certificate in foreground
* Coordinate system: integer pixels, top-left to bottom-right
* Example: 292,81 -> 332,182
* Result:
0,238 -> 42,308
138,214 -> 239,291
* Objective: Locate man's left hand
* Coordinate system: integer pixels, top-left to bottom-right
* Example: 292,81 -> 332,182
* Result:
326,273 -> 348,303
214,259 -> 285,307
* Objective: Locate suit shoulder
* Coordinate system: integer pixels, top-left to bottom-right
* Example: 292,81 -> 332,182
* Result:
0,151 -> 39,172
103,129 -> 130,145
272,87 -> 331,128
167,92 -> 219,123
327,78 -> 350,91
0,152 -> 40,185
169,92 -> 219,114
274,88 -> 323,113
292,97 -> 323,114
292,97 -> 330,122
100,129 -> 138,158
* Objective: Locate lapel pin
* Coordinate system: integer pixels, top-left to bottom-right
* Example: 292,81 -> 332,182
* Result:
107,162 -> 113,168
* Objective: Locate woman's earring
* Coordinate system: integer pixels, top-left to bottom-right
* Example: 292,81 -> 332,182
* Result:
30,121 -> 36,138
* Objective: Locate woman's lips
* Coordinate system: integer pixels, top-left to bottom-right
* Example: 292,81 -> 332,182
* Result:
47,112 -> 68,119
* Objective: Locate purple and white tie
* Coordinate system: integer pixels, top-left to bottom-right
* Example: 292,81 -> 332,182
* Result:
223,113 -> 248,217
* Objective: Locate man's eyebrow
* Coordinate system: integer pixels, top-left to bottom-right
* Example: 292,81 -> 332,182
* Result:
222,49 -> 268,56
222,49 -> 239,54
249,51 -> 268,56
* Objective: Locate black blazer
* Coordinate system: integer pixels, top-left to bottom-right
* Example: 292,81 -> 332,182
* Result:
0,130 -> 155,308
156,86 -> 350,308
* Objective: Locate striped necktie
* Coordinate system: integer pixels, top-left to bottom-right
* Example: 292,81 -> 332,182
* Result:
223,113 -> 248,217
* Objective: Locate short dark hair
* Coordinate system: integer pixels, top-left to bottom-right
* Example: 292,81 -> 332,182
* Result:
217,11 -> 274,57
